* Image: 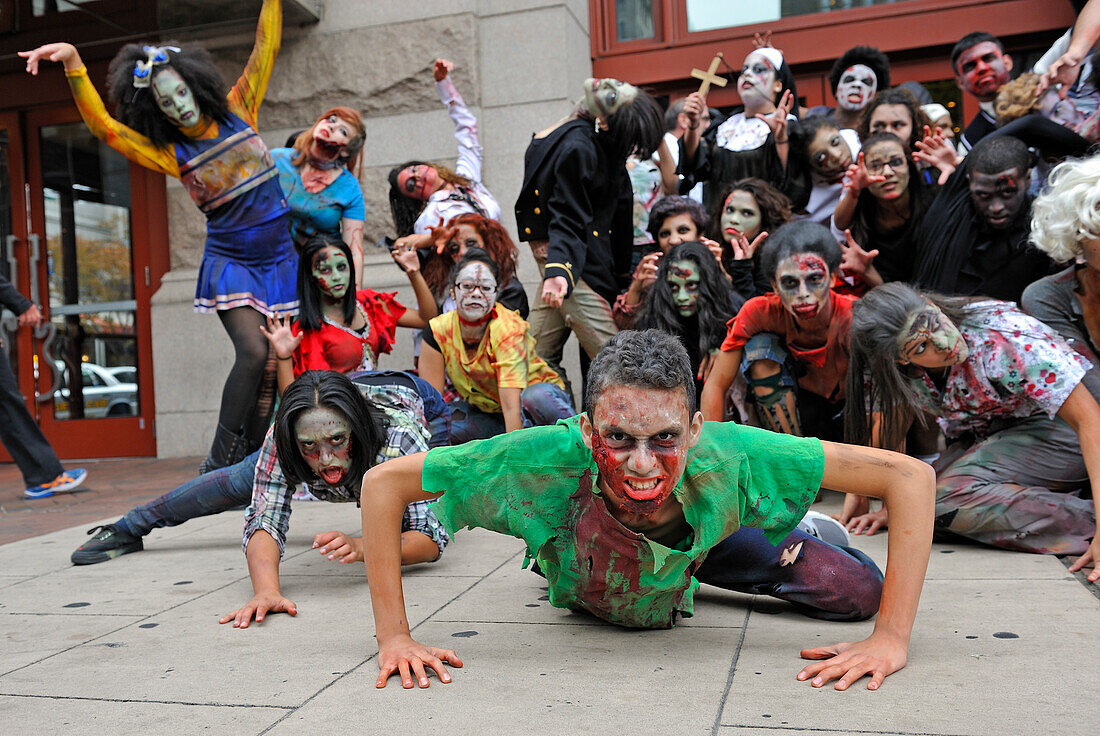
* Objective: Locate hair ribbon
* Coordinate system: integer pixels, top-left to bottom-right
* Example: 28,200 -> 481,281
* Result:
132,45 -> 181,88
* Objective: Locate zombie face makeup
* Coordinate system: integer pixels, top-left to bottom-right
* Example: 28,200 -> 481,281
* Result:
969,167 -> 1028,230
720,190 -> 762,243
151,68 -> 199,127
311,114 -> 353,161
955,41 -> 1012,102
836,64 -> 878,112
869,104 -> 914,145
444,223 -> 484,260
655,213 -> 699,253
774,253 -> 831,321
584,78 -> 639,118
864,141 -> 910,201
397,164 -> 441,201
585,385 -> 700,517
897,304 -> 969,368
311,245 -> 351,301
807,127 -> 853,181
667,259 -> 701,317
738,51 -> 780,104
295,406 -> 353,486
453,261 -> 497,324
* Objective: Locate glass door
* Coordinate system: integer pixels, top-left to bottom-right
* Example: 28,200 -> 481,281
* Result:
7,106 -> 160,457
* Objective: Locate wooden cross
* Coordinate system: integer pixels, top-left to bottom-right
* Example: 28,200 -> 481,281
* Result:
690,52 -> 727,97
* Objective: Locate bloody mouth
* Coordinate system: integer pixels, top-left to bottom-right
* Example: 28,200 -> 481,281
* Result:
315,139 -> 343,158
792,303 -> 819,319
319,467 -> 344,485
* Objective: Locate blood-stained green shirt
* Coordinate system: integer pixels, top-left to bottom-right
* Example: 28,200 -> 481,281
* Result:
424,416 -> 824,629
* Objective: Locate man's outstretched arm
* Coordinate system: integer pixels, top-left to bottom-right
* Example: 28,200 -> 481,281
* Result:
798,442 -> 934,691
361,453 -> 462,689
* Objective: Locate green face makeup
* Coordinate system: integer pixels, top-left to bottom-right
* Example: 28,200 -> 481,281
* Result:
151,68 -> 199,127
311,246 -> 351,301
720,190 -> 762,243
897,304 -> 970,367
584,78 -> 639,118
295,406 -> 353,486
667,259 -> 701,317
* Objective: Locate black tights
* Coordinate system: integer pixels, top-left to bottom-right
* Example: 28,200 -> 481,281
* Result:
216,307 -> 275,448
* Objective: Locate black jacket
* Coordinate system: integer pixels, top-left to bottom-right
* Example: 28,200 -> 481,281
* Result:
514,118 -> 633,305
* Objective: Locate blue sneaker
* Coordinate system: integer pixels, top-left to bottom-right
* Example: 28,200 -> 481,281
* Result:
24,468 -> 88,499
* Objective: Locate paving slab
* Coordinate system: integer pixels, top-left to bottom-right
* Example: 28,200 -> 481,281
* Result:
0,696 -> 289,734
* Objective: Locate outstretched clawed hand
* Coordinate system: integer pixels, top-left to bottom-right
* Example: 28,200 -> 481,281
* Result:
259,314 -> 302,360
313,530 -> 362,564
751,30 -> 774,49
376,633 -> 463,689
219,592 -> 298,629
731,231 -> 768,261
913,125 -> 961,185
756,90 -> 794,141
1036,52 -> 1082,100
844,151 -> 886,194
433,58 -> 454,83
839,229 -> 879,277
19,42 -> 81,74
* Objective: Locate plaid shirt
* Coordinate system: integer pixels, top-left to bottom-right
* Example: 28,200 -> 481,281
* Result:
242,380 -> 449,557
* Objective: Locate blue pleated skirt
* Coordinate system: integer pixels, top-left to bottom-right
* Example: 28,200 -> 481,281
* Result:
193,216 -> 299,317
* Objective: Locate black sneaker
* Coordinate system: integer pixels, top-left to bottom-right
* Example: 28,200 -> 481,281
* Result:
71,524 -> 143,565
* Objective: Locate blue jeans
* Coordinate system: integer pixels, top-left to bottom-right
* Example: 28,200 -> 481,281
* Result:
118,449 -> 260,538
449,382 -> 575,445
694,526 -> 884,621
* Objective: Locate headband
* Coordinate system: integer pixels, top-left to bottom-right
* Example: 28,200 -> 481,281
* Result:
132,45 -> 180,88
749,47 -> 784,71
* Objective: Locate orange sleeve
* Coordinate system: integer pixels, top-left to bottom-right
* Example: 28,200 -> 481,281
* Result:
64,66 -> 179,178
227,0 -> 282,127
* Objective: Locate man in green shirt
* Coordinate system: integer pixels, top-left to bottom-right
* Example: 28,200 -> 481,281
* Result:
362,330 -> 934,691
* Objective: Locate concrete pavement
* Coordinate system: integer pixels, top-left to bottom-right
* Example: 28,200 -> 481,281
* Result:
1,478 -> 1097,735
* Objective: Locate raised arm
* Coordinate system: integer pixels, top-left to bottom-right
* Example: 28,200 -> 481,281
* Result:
361,453 -> 462,688
228,0 -> 282,126
798,442 -> 934,690
20,43 -> 178,177
391,245 -> 439,327
434,59 -> 484,184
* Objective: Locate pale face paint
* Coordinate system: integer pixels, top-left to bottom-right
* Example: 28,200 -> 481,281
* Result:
807,126 -> 853,181
774,253 -> 831,321
151,68 -> 199,127
311,114 -> 353,161
397,164 -> 441,201
311,246 -> 351,301
655,213 -> 699,253
738,51 -> 780,105
667,259 -> 701,317
897,304 -> 969,368
295,406 -> 353,486
836,63 -> 878,112
720,190 -> 762,243
586,385 -> 700,517
584,78 -> 639,118
864,140 -> 910,201
453,261 -> 497,323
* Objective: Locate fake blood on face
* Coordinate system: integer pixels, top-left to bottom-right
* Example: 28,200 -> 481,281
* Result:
775,254 -> 831,322
295,407 -> 353,486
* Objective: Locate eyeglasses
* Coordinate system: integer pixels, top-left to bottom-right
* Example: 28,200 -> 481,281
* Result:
455,281 -> 496,294
865,156 -> 906,174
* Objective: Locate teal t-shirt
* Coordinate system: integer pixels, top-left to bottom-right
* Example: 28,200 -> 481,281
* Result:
424,416 -> 824,629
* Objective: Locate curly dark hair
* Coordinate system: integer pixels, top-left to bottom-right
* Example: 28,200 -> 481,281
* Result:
387,161 -> 474,237
274,371 -> 386,489
646,196 -> 710,244
856,88 -> 930,152
711,178 -> 792,273
828,46 -> 891,96
584,329 -> 696,417
757,220 -> 842,286
635,241 -> 733,372
106,42 -> 232,148
422,213 -> 519,302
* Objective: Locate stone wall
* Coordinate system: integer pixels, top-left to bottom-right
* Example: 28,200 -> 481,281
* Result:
152,0 -> 592,456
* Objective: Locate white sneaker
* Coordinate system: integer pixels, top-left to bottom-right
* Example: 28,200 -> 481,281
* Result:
796,510 -> 851,547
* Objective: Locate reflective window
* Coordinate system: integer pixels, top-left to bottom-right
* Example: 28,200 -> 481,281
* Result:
617,0 -> 655,42
687,0 -> 915,33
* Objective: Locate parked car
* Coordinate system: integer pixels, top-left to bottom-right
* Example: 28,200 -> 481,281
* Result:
53,362 -> 138,419
104,365 -> 137,384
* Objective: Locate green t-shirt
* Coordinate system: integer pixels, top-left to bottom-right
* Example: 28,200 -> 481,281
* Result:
424,416 -> 824,629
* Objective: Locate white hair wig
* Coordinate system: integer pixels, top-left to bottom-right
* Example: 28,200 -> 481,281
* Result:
1030,155 -> 1100,263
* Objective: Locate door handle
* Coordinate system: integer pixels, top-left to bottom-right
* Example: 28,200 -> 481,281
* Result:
34,321 -> 62,403
4,234 -> 16,287
26,233 -> 40,307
